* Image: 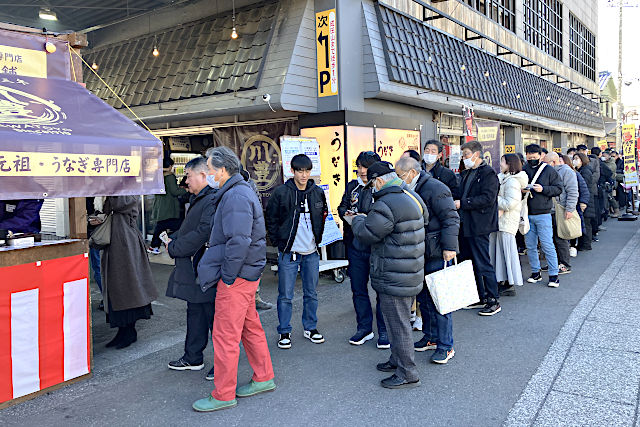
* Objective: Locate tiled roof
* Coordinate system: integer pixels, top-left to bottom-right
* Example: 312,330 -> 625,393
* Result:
599,71 -> 612,91
83,1 -> 278,109
375,4 -> 602,129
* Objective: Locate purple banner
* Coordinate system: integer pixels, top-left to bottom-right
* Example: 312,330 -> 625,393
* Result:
0,74 -> 163,199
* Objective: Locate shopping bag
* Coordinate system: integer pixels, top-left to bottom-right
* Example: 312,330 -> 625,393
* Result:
555,202 -> 582,240
425,258 -> 479,315
518,199 -> 530,235
89,214 -> 112,250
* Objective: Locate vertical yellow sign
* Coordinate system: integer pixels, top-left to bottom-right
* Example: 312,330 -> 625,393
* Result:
315,9 -> 338,97
346,126 -> 374,179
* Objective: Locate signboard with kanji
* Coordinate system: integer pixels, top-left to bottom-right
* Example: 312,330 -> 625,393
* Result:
315,9 -> 338,98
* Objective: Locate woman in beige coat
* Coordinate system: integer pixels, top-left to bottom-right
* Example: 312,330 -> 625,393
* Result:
490,154 -> 529,296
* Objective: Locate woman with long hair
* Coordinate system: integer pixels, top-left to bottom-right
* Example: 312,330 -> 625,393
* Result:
491,154 -> 529,296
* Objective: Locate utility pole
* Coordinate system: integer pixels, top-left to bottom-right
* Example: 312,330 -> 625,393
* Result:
617,0 -> 624,151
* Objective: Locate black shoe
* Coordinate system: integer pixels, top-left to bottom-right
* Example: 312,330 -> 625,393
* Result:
304,329 -> 325,344
464,300 -> 486,309
499,285 -> 516,297
558,264 -> 571,275
168,357 -> 205,371
376,361 -> 397,372
105,327 -> 124,347
548,275 -> 560,288
349,330 -> 374,346
479,301 -> 501,316
98,300 -> 104,311
116,326 -> 137,349
541,265 -> 549,272
414,335 -> 437,352
518,247 -> 527,256
205,366 -> 215,381
380,374 -> 421,389
592,236 -> 599,242
527,272 -> 542,283
278,333 -> 291,349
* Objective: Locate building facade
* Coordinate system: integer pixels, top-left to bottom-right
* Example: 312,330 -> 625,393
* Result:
81,0 -> 605,228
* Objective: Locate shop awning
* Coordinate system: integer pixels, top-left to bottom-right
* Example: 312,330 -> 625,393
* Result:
0,74 -> 163,199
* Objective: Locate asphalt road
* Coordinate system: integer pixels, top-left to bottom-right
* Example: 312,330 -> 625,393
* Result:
2,219 -> 638,426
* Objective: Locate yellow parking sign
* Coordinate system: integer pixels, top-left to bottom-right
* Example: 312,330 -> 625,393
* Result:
315,9 -> 338,97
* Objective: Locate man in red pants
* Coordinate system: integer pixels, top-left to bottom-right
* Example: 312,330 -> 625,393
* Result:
193,146 -> 275,412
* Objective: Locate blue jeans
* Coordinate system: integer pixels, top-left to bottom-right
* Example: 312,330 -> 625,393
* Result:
525,214 -> 558,276
277,251 -> 319,334
347,244 -> 386,335
417,257 -> 453,351
89,247 -> 102,292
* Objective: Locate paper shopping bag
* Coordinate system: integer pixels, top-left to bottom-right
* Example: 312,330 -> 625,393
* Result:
425,259 -> 479,315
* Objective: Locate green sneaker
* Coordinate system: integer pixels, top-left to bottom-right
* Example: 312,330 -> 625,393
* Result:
192,395 -> 237,412
236,379 -> 276,398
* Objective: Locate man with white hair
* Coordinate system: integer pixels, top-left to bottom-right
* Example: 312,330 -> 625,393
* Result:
346,161 -> 427,389
193,146 -> 274,412
396,156 -> 460,365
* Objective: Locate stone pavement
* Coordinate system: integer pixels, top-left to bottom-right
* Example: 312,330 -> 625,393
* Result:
1,220 -> 639,426
505,225 -> 640,427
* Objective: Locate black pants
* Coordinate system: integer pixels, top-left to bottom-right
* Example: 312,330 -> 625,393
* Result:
617,184 -> 628,209
551,213 -> 571,268
150,218 -> 183,248
184,301 -> 215,365
515,231 -> 526,250
462,234 -> 499,302
579,217 -> 593,250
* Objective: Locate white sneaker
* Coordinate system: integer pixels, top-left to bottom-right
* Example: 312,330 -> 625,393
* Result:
147,247 -> 161,255
412,317 -> 423,331
569,247 -> 578,258
410,310 -> 417,323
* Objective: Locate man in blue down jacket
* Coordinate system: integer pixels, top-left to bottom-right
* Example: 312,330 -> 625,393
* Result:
347,161 -> 427,390
165,157 -> 217,380
0,199 -> 44,234
396,156 -> 460,365
193,147 -> 274,413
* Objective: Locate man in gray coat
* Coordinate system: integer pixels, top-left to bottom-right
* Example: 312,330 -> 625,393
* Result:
347,161 -> 427,389
544,152 -> 578,275
165,157 -> 217,380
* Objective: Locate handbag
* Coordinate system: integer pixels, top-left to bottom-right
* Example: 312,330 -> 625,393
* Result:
88,214 -> 112,250
520,163 -> 547,235
555,201 -> 582,240
425,258 -> 480,315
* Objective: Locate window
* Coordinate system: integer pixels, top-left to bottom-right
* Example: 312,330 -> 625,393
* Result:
570,13 -> 596,81
464,0 -> 516,32
523,0 -> 563,61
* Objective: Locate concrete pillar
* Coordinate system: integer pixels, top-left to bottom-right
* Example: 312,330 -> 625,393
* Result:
552,131 -> 568,154
504,125 -> 522,154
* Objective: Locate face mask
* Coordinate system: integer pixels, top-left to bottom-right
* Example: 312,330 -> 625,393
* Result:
423,153 -> 438,165
527,159 -> 540,167
357,176 -> 365,186
405,173 -> 419,191
572,160 -> 581,168
207,174 -> 219,189
463,156 -> 476,169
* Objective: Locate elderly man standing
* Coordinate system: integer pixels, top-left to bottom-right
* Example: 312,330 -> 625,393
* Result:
396,156 -> 460,365
544,152 -> 578,275
165,157 -> 218,381
347,161 -> 427,389
193,147 -> 274,412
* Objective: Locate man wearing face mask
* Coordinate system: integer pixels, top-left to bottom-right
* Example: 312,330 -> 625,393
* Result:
455,140 -> 501,316
396,157 -> 460,364
422,140 -> 460,199
523,144 -> 563,288
347,161 -> 427,389
165,157 -> 218,381
338,151 -> 390,349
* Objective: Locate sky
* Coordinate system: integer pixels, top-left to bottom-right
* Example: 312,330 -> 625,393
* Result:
598,0 -> 640,107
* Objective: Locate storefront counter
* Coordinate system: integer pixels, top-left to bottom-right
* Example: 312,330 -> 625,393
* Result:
0,239 -> 91,408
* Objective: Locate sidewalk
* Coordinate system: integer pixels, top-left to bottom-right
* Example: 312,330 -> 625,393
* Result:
506,224 -> 640,427
1,220 -> 639,426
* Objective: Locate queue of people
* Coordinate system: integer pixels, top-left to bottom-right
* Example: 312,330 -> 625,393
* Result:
82,138 -> 637,413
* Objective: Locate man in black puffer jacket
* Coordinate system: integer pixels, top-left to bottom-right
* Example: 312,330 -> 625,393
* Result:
396,156 -> 460,365
266,154 -> 328,350
348,161 -> 427,390
338,151 -> 389,349
523,144 -> 563,288
456,140 -> 501,316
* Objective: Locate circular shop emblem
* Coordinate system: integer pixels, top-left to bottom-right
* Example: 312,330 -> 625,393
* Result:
241,134 -> 282,193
